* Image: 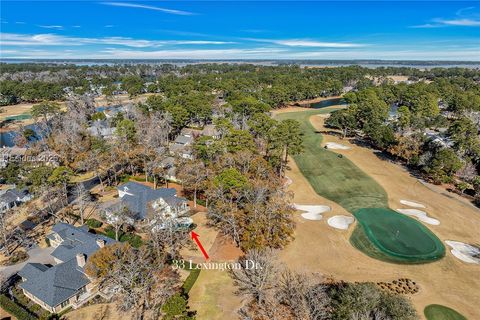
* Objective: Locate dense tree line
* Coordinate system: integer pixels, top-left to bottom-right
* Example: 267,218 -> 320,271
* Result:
325,76 -> 480,203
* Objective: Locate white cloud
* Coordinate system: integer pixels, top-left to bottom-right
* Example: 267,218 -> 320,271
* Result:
274,39 -> 365,48
101,2 -> 194,16
0,33 -> 236,48
409,23 -> 444,29
411,7 -> 480,28
38,25 -> 64,30
245,38 -> 365,48
437,18 -> 480,26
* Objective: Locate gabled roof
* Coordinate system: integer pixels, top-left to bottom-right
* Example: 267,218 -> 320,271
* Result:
19,258 -> 90,308
0,188 -> 29,204
116,182 -> 185,219
174,134 -> 194,145
50,223 -> 114,262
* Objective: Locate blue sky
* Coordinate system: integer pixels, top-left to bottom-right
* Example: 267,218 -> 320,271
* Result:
0,1 -> 479,60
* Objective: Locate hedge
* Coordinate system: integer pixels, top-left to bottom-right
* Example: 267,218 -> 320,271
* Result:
86,218 -> 103,229
182,264 -> 201,294
0,294 -> 37,320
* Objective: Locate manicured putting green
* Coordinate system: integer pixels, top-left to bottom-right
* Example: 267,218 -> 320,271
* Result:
354,208 -> 445,263
424,304 -> 467,320
276,109 -> 445,264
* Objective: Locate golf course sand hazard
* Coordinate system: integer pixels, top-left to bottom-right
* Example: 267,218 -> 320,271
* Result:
294,204 -> 330,220
445,241 -> 480,264
400,200 -> 426,208
325,142 -> 351,150
327,215 -> 355,230
396,209 -> 440,225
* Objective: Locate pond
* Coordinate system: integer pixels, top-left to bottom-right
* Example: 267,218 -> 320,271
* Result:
0,124 -> 43,147
310,97 -> 348,109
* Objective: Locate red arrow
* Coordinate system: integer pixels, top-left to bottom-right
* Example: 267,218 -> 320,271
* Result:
191,231 -> 209,260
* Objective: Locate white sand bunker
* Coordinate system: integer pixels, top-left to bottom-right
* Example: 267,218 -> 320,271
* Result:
325,142 -> 351,150
400,200 -> 426,208
445,241 -> 480,264
327,215 -> 355,230
294,204 -> 331,221
395,209 -> 440,225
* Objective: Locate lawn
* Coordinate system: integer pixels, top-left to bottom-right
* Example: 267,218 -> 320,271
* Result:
424,304 -> 468,320
276,109 -> 444,264
276,109 -> 388,212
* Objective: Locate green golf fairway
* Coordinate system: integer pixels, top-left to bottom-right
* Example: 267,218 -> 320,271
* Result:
276,108 -> 445,264
424,304 -> 468,320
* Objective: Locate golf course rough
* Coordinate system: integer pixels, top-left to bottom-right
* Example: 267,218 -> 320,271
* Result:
276,108 -> 445,264
424,304 -> 468,320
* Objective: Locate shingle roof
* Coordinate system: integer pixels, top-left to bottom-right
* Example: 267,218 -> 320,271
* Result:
19,258 -> 90,308
50,223 -> 114,262
117,182 -> 185,219
174,135 -> 194,145
0,188 -> 28,204
18,223 -> 117,308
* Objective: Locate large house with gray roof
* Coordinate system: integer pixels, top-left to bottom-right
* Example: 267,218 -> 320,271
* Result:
105,182 -> 189,223
18,223 -> 115,313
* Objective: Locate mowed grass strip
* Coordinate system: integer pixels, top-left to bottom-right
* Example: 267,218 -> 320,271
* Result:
424,304 -> 468,320
276,109 -> 388,213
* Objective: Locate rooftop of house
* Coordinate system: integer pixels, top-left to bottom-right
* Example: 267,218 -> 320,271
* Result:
0,188 -> 30,204
19,223 -> 116,308
173,134 -> 194,145
19,258 -> 90,308
48,223 -> 114,262
116,182 -> 187,219
180,128 -> 202,137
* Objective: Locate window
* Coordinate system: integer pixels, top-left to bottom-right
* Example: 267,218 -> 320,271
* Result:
60,300 -> 69,309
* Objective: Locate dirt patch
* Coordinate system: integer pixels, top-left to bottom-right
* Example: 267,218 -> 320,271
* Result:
64,303 -> 127,320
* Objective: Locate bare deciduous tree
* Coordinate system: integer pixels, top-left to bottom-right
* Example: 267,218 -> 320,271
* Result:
230,248 -> 281,305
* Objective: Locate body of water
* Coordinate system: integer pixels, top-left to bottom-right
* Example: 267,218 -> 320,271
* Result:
310,97 -> 348,109
0,124 -> 42,147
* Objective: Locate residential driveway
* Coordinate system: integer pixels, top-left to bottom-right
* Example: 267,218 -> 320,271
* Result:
0,246 -> 55,279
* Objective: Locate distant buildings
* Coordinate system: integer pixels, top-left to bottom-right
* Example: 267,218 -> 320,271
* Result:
18,223 -> 115,313
170,124 -> 220,159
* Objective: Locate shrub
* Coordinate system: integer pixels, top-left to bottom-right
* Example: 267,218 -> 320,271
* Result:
45,237 -> 51,247
86,218 -> 103,229
0,294 -> 36,320
161,293 -> 195,320
182,266 -> 201,294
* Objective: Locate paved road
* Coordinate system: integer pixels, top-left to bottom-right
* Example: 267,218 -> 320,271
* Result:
0,246 -> 55,279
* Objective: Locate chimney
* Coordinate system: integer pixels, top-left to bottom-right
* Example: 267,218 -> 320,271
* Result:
96,239 -> 105,248
76,253 -> 86,267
